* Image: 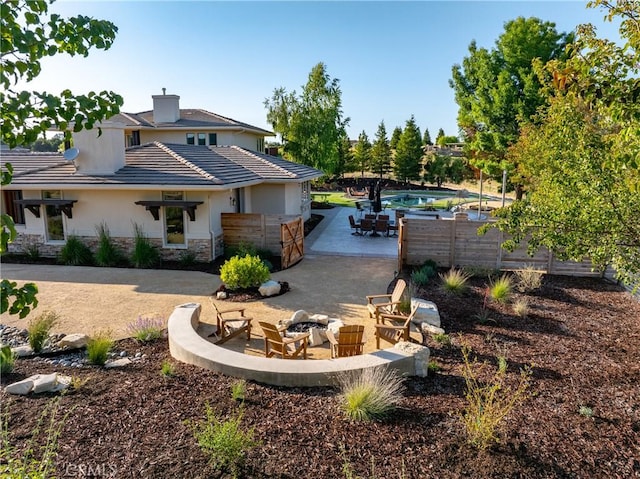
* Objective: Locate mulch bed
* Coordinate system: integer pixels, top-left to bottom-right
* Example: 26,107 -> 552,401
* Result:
2,275 -> 640,478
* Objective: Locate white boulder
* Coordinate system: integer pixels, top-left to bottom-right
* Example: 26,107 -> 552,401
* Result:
4,373 -> 71,395
11,345 -> 33,357
216,291 -> 228,300
105,357 -> 132,368
410,299 -> 441,327
259,280 -> 281,297
58,333 -> 90,349
394,342 -> 430,377
290,310 -> 309,323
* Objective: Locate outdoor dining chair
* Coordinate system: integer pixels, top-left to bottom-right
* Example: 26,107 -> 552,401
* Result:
360,218 -> 374,236
348,215 -> 362,235
373,218 -> 388,237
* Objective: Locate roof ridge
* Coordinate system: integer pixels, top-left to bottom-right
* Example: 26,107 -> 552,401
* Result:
119,112 -> 143,126
229,145 -> 296,178
153,142 -> 218,182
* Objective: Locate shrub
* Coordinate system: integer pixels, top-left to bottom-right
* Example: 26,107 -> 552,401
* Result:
95,222 -> 126,267
433,333 -> 452,347
86,330 -> 113,366
459,345 -> 531,449
489,275 -> 512,303
512,298 -> 530,318
27,311 -> 58,353
427,360 -> 441,374
230,379 -> 247,402
337,367 -> 404,422
514,265 -> 544,293
462,265 -> 499,280
220,254 -> 270,290
439,269 -> 471,295
127,314 -> 165,342
23,242 -> 40,260
0,346 -> 16,375
190,404 -> 259,478
58,235 -> 93,266
411,267 -> 432,287
178,249 -> 197,266
131,222 -> 161,269
421,258 -> 438,271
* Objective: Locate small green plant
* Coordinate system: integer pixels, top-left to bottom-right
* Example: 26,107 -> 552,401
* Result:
127,314 -> 165,342
411,267 -> 432,287
578,405 -> 594,418
190,404 -> 259,478
178,249 -> 197,266
95,222 -> 126,267
489,274 -> 512,303
86,330 -> 114,366
0,346 -> 16,375
230,379 -> 247,402
69,375 -> 91,391
427,360 -> 441,374
337,366 -> 404,422
462,265 -> 499,280
220,254 -> 270,290
459,344 -> 532,449
27,310 -> 59,353
131,222 -> 161,268
513,265 -> 544,293
160,360 -> 176,378
439,268 -> 471,295
512,298 -> 530,318
1,397 -> 71,478
58,235 -> 93,266
433,333 -> 452,347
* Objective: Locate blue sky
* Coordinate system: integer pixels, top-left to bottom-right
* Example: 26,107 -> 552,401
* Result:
28,1 -> 621,141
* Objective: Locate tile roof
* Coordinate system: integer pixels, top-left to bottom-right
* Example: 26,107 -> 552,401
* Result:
4,143 -> 322,189
110,109 -> 273,135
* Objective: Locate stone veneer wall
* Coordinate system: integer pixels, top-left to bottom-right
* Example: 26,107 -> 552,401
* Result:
7,234 -> 213,263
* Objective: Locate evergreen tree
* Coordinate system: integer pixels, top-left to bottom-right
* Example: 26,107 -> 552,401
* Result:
352,131 -> 372,178
436,128 -> 445,145
390,126 -> 402,150
393,116 -> 423,183
370,121 -> 391,179
336,133 -> 355,176
422,128 -> 433,146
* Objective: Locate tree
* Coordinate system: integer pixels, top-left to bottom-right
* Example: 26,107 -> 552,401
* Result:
450,17 -> 573,199
336,133 -> 354,177
422,128 -> 432,146
264,62 -> 349,175
423,153 -> 467,187
435,128 -> 445,145
390,126 -> 402,150
1,0 -> 123,317
29,134 -> 64,152
352,130 -> 372,178
393,116 -> 423,183
484,0 -> 640,287
436,134 -> 460,146
370,121 -> 392,179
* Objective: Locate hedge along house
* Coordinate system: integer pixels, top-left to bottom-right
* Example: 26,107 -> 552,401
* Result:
2,94 -> 322,262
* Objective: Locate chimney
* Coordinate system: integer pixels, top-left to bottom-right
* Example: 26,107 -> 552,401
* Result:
71,122 -> 126,175
152,89 -> 180,123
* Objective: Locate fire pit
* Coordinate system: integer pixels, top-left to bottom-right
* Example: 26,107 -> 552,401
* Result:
278,310 -> 344,347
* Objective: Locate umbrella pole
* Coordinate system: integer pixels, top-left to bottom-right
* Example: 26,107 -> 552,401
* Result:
478,170 -> 483,219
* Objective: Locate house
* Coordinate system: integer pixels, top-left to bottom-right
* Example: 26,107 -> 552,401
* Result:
2,93 -> 323,262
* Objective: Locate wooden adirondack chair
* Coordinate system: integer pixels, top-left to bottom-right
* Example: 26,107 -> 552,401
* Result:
366,278 -> 407,320
209,297 -> 253,344
374,304 -> 418,349
326,324 -> 366,358
259,321 -> 309,359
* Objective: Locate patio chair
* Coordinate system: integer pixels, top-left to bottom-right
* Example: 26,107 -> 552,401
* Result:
326,324 -> 366,358
364,213 -> 377,220
373,218 -> 388,237
209,297 -> 253,344
360,218 -> 374,236
259,321 -> 309,359
374,304 -> 418,349
348,214 -> 362,235
355,201 -> 365,219
366,278 -> 407,319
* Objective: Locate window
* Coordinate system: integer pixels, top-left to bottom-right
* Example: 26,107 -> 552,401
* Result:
256,138 -> 264,152
163,191 -> 185,246
197,133 -> 206,146
301,181 -> 310,201
208,133 -> 217,146
186,133 -> 195,145
126,130 -> 141,147
42,190 -> 64,241
2,190 -> 25,225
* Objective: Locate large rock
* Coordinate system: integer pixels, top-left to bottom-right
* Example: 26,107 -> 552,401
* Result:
420,323 -> 445,337
410,298 -> 441,328
259,280 -> 281,297
105,357 -> 132,368
4,373 -> 71,395
11,345 -> 33,357
290,310 -> 309,323
307,327 -> 324,347
58,333 -> 90,349
394,342 -> 430,377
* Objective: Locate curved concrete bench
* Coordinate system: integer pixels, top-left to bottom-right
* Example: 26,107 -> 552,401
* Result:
168,303 -> 427,387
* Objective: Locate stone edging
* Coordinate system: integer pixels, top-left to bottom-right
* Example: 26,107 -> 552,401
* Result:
168,303 -> 422,387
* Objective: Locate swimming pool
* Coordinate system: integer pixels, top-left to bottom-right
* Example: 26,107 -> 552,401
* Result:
383,194 -> 437,208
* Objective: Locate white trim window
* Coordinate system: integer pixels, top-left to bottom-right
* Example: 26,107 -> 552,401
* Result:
43,190 -> 65,242
163,191 -> 186,247
301,181 -> 310,202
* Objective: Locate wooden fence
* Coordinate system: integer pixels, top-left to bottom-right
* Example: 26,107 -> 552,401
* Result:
398,215 -> 603,277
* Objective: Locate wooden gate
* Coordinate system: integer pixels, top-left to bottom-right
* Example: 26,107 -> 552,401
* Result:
281,216 -> 304,269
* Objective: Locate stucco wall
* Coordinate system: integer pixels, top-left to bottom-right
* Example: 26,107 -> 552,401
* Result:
249,184 -> 285,215
138,130 -> 262,150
